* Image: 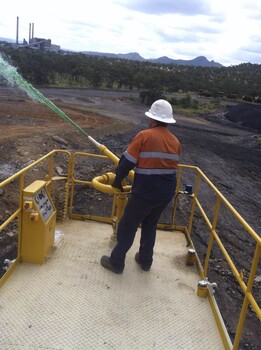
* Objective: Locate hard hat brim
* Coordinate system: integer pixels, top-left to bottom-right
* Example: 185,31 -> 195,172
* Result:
145,111 -> 176,124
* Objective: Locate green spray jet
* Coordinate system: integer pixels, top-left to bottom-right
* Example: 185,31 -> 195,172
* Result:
0,54 -> 123,168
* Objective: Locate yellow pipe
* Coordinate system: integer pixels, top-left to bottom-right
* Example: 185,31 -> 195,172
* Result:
99,144 -> 135,181
92,172 -> 131,195
97,144 -> 120,166
92,140 -> 135,181
116,194 -> 128,221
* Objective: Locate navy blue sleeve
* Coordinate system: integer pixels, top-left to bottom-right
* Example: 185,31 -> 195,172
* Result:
113,154 -> 135,186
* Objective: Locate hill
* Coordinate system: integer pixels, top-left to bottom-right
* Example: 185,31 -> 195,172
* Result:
149,55 -> 222,67
81,51 -> 223,67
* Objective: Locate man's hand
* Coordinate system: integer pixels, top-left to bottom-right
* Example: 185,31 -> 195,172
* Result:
112,178 -> 124,192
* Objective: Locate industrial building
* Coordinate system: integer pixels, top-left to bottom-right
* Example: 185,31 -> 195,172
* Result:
16,16 -> 60,52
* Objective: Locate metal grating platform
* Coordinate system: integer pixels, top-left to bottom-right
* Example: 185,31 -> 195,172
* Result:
0,220 -> 224,349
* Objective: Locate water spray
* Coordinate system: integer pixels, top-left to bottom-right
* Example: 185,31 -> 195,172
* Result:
0,54 -> 126,170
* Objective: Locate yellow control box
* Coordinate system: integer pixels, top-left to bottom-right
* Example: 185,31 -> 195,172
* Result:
21,180 -> 56,264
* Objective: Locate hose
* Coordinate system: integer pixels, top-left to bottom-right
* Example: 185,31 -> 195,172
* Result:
0,54 -> 134,178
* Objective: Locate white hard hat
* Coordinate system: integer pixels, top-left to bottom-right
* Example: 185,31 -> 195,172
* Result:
145,99 -> 176,124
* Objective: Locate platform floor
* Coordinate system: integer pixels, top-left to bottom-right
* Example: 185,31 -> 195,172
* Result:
0,220 -> 224,349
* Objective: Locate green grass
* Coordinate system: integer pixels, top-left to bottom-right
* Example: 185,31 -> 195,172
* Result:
167,92 -> 224,117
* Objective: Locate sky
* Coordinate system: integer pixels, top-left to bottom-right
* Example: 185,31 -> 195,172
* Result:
0,0 -> 261,67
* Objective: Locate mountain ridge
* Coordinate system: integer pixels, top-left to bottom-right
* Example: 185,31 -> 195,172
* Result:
0,37 -> 222,67
81,51 -> 223,67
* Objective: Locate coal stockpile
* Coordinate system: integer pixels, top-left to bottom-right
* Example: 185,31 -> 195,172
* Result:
225,103 -> 261,131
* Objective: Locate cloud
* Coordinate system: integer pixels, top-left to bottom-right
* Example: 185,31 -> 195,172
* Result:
117,0 -> 210,15
0,0 -> 260,66
240,36 -> 261,55
156,22 -> 221,42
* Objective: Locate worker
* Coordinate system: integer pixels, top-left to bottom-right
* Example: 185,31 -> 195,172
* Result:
101,99 -> 181,274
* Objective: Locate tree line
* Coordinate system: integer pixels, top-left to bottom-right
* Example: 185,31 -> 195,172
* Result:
1,42 -> 261,101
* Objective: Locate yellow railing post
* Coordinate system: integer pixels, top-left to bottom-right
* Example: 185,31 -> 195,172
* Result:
204,196 -> 221,276
187,171 -> 201,236
233,242 -> 261,349
18,173 -> 25,257
171,167 -> 183,226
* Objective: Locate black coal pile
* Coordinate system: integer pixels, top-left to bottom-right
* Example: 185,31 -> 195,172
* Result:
224,103 -> 261,130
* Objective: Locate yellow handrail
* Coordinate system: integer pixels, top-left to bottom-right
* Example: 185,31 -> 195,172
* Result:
176,164 -> 260,350
0,149 -> 71,288
0,152 -> 260,350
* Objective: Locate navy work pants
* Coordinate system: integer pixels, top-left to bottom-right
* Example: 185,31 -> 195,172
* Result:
110,194 -> 171,271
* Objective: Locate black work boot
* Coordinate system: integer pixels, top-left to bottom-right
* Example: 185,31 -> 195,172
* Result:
135,252 -> 151,271
100,255 -> 123,274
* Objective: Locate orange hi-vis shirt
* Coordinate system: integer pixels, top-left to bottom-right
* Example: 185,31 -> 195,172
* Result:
124,126 -> 181,174
120,126 -> 181,200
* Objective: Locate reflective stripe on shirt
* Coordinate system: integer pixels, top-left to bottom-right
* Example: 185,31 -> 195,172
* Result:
139,151 -> 179,161
123,150 -> 137,164
135,168 -> 177,175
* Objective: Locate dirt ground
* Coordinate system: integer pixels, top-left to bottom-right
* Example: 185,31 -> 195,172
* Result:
0,86 -> 260,349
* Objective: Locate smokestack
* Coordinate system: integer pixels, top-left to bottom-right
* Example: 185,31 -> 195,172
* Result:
29,23 -> 31,42
16,17 -> 19,45
32,23 -> 34,39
